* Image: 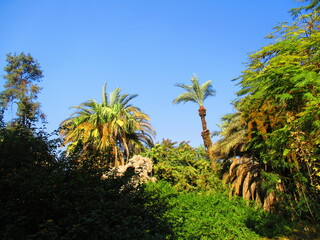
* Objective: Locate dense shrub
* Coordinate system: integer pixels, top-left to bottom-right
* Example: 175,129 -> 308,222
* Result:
143,139 -> 222,191
0,127 -> 172,240
0,129 -> 311,239
0,161 -> 173,239
145,181 -> 294,240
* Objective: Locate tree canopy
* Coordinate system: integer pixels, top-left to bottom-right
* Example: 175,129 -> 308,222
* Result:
173,74 -> 215,106
213,6 -> 320,220
60,83 -> 155,167
1,53 -> 45,128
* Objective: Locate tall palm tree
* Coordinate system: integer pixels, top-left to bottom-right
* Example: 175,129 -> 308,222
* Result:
173,74 -> 216,170
60,83 -> 155,167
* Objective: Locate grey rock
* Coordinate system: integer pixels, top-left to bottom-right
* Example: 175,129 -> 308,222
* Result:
102,155 -> 156,189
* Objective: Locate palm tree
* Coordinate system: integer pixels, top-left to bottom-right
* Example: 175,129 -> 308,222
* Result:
60,83 -> 155,167
212,112 -> 247,161
173,74 -> 216,170
213,112 -> 283,212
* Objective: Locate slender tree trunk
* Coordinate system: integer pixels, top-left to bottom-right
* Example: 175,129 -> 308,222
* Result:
198,105 -> 212,148
198,105 -> 217,172
198,105 -> 208,131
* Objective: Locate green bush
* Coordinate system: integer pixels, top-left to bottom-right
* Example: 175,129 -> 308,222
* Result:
143,140 -> 222,192
0,129 -> 297,240
0,159 -> 173,239
0,127 -> 172,240
145,181 -> 294,240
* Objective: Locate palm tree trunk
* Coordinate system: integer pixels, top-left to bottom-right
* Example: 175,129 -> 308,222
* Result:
198,105 -> 217,172
198,106 -> 212,147
198,105 -> 208,131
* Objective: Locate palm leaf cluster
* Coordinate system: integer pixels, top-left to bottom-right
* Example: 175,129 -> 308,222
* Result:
173,74 -> 215,106
212,113 -> 247,160
60,83 -> 155,167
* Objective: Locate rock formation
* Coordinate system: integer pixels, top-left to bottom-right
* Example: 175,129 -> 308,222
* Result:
103,155 -> 156,189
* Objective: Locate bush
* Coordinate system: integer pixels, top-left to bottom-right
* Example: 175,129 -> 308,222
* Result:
143,140 -> 222,192
0,130 -> 299,239
145,181 -> 294,240
0,127 -> 172,240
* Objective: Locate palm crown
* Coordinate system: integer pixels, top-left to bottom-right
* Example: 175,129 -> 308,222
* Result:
173,75 -> 215,106
60,83 -> 155,167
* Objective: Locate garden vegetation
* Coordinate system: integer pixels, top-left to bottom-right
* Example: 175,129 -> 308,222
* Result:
1,1 -> 320,239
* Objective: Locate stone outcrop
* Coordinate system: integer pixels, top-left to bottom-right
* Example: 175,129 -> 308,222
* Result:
103,155 -> 156,188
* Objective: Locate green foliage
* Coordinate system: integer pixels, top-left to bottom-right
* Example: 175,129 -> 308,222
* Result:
60,83 -> 155,167
0,124 -> 310,240
145,181 -> 293,240
0,127 -> 171,240
173,74 -> 216,106
1,53 -> 45,128
143,139 -> 221,191
213,5 -> 320,220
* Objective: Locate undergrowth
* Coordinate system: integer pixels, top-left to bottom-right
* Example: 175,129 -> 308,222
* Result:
145,180 -> 293,240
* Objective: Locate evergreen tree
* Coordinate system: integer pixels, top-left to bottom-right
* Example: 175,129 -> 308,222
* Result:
1,53 -> 45,128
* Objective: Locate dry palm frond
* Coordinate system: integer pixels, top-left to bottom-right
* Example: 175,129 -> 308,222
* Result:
224,157 -> 285,212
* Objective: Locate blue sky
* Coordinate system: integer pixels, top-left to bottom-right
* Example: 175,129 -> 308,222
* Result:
0,0 -> 304,147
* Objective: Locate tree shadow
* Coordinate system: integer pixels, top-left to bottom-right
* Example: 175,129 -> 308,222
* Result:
0,148 -> 174,239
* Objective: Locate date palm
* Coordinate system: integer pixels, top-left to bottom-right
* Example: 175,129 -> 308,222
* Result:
173,74 -> 216,170
60,83 -> 155,167
212,112 -> 247,161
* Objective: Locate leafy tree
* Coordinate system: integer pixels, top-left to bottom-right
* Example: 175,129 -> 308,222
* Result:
214,6 -> 320,220
291,0 -> 320,15
173,74 -> 217,170
1,53 -> 45,128
0,132 -> 172,240
60,83 -> 155,167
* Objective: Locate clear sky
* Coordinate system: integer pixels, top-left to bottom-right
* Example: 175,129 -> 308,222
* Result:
0,0 -> 305,147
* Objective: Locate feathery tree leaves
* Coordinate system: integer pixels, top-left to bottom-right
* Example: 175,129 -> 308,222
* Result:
214,6 -> 320,220
60,83 -> 155,167
291,0 -> 320,16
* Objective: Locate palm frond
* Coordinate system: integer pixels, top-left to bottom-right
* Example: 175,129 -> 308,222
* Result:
173,74 -> 215,106
101,82 -> 107,105
60,83 -> 155,167
109,87 -> 121,107
173,92 -> 197,104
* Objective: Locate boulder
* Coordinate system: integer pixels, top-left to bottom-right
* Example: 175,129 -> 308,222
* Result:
103,155 -> 156,189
